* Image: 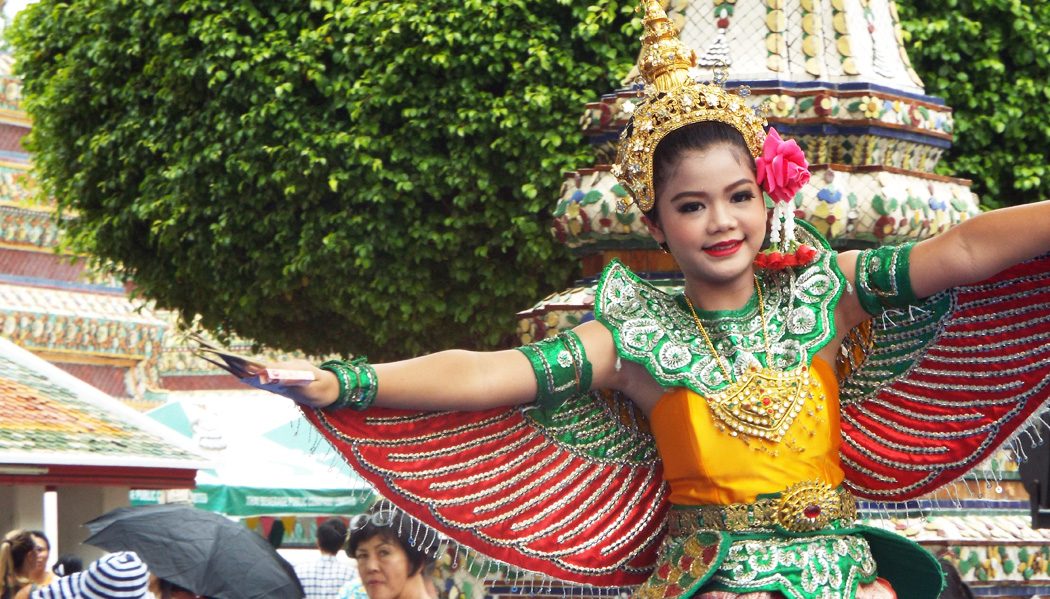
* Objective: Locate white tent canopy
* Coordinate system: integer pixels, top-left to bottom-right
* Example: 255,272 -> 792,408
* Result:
133,391 -> 374,516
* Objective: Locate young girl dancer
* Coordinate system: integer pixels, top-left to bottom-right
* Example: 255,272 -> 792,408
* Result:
253,2 -> 1050,597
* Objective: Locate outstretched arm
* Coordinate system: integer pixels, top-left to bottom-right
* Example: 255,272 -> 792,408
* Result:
909,200 -> 1050,298
261,320 -> 642,412
264,350 -> 536,411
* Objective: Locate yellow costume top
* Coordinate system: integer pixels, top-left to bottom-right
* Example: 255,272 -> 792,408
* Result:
649,356 -> 844,505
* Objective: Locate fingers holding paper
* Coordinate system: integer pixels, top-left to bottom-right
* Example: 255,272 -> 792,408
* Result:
241,359 -> 341,408
189,338 -> 339,407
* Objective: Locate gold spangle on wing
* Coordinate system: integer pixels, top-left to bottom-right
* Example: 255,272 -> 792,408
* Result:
842,466 -> 936,497
841,429 -> 996,473
472,458 -> 591,516
429,447 -> 560,494
856,397 -> 983,423
852,399 -> 1026,439
324,409 -> 519,445
356,434 -> 539,479
839,454 -> 898,484
589,468 -> 668,554
936,328 -> 1050,353
514,468 -> 630,536
387,421 -> 530,461
553,468 -> 653,544
846,412 -> 974,448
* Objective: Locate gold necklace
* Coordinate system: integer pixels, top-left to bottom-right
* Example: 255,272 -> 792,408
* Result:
684,276 -> 820,444
684,275 -> 770,379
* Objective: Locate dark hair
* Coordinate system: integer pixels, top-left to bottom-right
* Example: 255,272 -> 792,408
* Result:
29,531 -> 49,552
0,530 -> 36,595
346,509 -> 431,577
648,121 -> 758,224
53,553 -> 83,576
316,518 -> 348,554
421,558 -> 436,580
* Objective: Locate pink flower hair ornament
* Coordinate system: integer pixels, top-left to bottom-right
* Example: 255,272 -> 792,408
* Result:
754,127 -> 815,270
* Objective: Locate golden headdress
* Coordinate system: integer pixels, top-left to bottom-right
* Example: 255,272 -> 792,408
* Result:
611,0 -> 768,213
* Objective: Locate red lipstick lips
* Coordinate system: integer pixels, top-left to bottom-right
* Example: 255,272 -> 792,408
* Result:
703,239 -> 743,257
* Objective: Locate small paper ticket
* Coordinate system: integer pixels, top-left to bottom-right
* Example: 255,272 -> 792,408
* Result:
258,368 -> 316,386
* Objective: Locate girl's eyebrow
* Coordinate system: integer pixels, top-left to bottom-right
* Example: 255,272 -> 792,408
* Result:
669,178 -> 753,204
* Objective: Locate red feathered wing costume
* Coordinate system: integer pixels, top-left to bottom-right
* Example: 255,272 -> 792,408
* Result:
302,253 -> 1050,588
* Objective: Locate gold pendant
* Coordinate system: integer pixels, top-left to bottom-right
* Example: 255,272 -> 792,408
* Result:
707,363 -> 819,443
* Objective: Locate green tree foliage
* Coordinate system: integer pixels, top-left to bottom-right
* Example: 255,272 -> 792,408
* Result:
9,0 -> 639,359
899,0 -> 1050,208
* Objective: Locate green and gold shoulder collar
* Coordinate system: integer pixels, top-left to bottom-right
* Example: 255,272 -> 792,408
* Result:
593,221 -> 846,396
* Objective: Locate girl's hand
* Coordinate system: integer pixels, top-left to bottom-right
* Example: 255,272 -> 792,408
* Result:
244,359 -> 340,408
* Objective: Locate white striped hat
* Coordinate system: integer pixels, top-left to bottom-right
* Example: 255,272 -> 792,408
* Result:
32,552 -> 149,599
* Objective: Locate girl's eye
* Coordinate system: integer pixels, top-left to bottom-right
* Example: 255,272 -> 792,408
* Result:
678,201 -> 703,213
731,191 -> 755,203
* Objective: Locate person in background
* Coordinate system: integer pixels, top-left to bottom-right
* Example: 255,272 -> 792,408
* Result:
294,518 -> 356,599
0,531 -> 37,599
30,552 -> 148,599
15,532 -> 54,599
337,507 -> 436,599
49,556 -> 81,579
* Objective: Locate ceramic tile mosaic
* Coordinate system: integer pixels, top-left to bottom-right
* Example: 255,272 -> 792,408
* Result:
0,68 -> 22,112
0,282 -> 163,321
0,344 -> 200,463
581,88 -> 953,172
550,166 -> 977,252
866,515 -> 1050,585
0,202 -> 60,248
671,0 -> 922,91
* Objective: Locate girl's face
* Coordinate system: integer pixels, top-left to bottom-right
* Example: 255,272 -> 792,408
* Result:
647,145 -> 767,298
354,535 -> 421,599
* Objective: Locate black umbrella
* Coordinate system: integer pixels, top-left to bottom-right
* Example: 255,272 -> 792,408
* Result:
84,504 -> 304,599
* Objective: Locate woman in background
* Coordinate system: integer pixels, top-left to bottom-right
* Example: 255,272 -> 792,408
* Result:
15,532 -> 54,599
1,531 -> 37,599
339,506 -> 436,599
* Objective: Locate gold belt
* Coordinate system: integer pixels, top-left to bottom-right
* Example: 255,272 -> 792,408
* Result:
667,480 -> 857,534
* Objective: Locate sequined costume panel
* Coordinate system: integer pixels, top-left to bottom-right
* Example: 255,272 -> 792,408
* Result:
650,357 -> 844,505
839,251 -> 1050,500
633,524 -> 926,599
593,222 -> 845,397
705,533 -> 877,599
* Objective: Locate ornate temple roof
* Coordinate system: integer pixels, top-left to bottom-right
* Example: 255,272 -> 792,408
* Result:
0,335 -> 208,486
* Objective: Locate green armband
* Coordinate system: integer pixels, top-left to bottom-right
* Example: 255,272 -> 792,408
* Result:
319,357 -> 378,412
516,331 -> 593,411
855,242 -> 919,315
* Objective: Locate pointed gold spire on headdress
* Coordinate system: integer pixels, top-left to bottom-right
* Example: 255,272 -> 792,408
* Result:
637,0 -> 696,92
610,1 -> 768,213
